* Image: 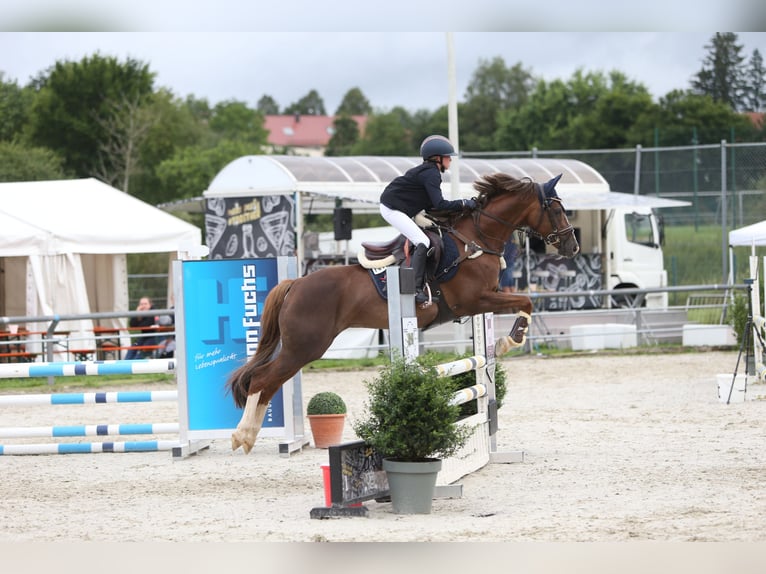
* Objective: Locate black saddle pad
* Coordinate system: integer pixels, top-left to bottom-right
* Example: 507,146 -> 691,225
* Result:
367,235 -> 460,301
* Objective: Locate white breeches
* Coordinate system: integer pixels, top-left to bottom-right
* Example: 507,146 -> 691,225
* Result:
380,204 -> 430,248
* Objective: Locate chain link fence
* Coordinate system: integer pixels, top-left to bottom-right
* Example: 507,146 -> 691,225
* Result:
466,141 -> 766,286
465,141 -> 766,229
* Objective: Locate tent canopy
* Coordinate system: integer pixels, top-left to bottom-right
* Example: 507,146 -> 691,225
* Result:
729,220 -> 766,247
0,178 -> 202,255
197,155 -> 688,213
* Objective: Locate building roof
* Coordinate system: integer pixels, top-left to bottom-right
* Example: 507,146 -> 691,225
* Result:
744,111 -> 764,130
264,114 -> 368,148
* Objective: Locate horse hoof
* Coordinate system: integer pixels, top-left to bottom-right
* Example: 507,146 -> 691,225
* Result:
231,430 -> 255,454
495,335 -> 525,356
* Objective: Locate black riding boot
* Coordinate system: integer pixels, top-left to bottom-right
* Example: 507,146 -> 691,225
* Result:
410,243 -> 431,305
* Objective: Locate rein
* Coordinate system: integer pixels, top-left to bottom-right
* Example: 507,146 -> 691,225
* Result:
430,178 -> 574,279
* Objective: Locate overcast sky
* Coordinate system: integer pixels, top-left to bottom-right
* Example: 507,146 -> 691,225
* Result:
1,32 -> 765,114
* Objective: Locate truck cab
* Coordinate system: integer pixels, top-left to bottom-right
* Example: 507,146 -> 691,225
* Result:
604,207 -> 668,308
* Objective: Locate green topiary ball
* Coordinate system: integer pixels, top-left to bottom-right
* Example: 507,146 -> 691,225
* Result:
307,391 -> 347,415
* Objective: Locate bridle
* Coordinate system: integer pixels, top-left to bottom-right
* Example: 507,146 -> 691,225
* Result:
468,182 -> 574,253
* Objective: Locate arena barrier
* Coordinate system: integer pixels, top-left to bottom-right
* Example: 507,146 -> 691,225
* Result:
385,267 -> 523,489
747,256 -> 766,382
0,358 -> 198,456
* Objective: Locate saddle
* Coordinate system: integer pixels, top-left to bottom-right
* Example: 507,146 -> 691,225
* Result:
358,230 -> 444,277
357,212 -> 445,272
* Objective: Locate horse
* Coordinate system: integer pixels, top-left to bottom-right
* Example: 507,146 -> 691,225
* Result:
228,172 -> 579,453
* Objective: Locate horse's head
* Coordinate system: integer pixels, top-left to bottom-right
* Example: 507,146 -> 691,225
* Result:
533,174 -> 580,258
472,173 -> 579,259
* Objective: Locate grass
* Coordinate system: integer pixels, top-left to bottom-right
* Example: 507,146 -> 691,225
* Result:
663,223 -> 755,287
0,373 -> 176,393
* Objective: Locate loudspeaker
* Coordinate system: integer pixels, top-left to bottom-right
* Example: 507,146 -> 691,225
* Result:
333,207 -> 353,240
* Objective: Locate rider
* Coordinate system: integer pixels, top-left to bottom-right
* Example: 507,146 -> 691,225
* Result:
379,135 -> 476,305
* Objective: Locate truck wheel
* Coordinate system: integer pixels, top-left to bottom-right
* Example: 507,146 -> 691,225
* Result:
611,287 -> 644,308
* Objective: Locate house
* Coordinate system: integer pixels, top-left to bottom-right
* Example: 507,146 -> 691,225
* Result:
744,111 -> 764,130
264,114 -> 367,156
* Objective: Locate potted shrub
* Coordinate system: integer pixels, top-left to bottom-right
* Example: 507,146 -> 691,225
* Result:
352,355 -> 471,514
306,391 -> 347,448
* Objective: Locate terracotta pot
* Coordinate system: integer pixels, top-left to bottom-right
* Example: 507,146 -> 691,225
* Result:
307,414 -> 346,448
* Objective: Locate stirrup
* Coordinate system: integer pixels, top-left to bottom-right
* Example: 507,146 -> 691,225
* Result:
415,284 -> 439,306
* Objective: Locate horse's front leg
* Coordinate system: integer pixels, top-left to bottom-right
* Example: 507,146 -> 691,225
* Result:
475,291 -> 533,356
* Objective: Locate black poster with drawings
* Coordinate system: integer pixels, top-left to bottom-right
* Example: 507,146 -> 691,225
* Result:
205,195 -> 297,260
328,440 -> 389,505
515,253 -> 604,310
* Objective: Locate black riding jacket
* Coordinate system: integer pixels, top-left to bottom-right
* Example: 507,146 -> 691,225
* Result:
380,161 -> 465,217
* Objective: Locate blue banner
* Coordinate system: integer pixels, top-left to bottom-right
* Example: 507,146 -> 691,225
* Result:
181,259 -> 283,431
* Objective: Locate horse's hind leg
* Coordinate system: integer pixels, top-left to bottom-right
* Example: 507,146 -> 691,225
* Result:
231,357 -> 302,454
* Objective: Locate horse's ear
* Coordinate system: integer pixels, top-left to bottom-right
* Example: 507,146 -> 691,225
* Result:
543,174 -> 563,197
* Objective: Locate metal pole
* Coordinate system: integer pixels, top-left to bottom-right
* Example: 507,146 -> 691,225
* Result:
692,127 -> 699,231
721,140 -> 728,283
446,32 -> 460,201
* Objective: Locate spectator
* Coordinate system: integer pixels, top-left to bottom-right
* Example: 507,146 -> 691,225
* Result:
499,240 -> 519,293
125,296 -> 158,360
156,301 -> 175,358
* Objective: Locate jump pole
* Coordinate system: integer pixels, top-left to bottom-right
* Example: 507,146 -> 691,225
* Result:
0,358 -> 206,457
384,267 -> 523,493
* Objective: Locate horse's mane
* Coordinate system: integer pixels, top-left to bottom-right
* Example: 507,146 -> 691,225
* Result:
472,173 -> 536,203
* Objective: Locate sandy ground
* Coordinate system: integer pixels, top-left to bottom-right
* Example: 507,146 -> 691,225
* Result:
1,349 -> 765,544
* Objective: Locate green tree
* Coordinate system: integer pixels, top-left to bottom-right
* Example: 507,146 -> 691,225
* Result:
0,72 -> 32,142
351,111 -> 412,155
408,106 -> 448,151
283,89 -> 326,115
461,58 -> 535,151
93,94 -> 157,193
744,48 -> 765,112
182,95 -> 213,125
0,141 -> 66,181
325,114 -> 360,156
335,87 -> 371,115
691,32 -> 747,111
628,89 -> 754,146
24,54 -> 155,178
210,100 -> 267,144
495,69 -> 653,150
256,94 -> 280,115
154,139 -> 262,202
129,89 -> 210,204
564,71 -> 654,149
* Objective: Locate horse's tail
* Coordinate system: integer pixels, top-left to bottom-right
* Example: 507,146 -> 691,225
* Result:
227,279 -> 295,408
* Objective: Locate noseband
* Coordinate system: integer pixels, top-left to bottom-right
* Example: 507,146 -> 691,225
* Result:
533,182 -> 574,246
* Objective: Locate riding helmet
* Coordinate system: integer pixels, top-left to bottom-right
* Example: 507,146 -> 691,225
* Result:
420,135 -> 457,160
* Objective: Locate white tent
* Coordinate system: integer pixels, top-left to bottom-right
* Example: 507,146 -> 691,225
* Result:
729,220 -> 766,247
0,178 -> 204,357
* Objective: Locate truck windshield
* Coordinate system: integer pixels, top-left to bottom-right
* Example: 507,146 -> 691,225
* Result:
625,212 -> 656,247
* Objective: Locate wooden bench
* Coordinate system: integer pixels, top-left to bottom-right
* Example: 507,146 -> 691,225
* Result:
69,348 -> 98,361
98,343 -> 164,360
0,351 -> 39,363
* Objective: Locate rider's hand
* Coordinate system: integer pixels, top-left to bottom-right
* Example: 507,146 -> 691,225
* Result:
463,199 -> 477,209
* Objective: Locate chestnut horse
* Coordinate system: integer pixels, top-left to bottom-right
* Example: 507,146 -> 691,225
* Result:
228,172 -> 579,453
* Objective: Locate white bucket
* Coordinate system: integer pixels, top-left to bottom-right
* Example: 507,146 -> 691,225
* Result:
716,373 -> 747,403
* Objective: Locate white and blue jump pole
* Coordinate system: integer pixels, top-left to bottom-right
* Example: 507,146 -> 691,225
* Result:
384,267 -> 521,488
